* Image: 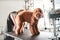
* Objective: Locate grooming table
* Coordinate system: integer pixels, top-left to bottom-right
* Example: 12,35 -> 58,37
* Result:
4,29 -> 54,40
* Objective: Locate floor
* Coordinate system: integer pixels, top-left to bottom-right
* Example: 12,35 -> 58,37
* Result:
0,34 -> 3,40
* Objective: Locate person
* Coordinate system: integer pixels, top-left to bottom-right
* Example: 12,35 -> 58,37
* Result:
3,11 -> 18,40
3,9 -> 24,40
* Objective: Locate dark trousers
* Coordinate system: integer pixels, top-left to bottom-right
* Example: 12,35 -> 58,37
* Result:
3,24 -> 14,40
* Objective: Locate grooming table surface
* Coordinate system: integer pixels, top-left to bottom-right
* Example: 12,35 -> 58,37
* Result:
4,29 -> 54,40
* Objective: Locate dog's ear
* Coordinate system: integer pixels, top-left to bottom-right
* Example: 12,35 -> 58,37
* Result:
37,8 -> 43,14
33,8 -> 43,13
37,8 -> 43,18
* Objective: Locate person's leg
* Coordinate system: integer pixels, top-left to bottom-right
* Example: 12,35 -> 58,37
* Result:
2,24 -> 14,40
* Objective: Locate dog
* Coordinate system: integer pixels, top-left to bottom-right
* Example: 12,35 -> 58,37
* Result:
14,8 -> 43,36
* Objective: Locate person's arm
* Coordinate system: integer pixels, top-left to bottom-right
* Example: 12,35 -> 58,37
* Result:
10,13 -> 16,25
10,13 -> 16,31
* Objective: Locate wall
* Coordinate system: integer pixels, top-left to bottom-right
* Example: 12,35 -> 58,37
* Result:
55,0 -> 60,9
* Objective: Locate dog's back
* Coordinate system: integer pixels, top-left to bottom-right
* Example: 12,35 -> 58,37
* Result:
18,11 -> 33,23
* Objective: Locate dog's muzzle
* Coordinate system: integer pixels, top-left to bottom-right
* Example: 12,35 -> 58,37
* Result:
36,13 -> 41,18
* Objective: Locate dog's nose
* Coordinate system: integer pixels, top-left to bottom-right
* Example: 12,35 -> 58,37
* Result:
38,13 -> 41,16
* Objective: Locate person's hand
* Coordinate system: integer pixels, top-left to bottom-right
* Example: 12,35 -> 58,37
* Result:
13,25 -> 16,32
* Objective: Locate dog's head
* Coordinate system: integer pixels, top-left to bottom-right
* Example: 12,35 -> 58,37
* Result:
33,8 -> 43,20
